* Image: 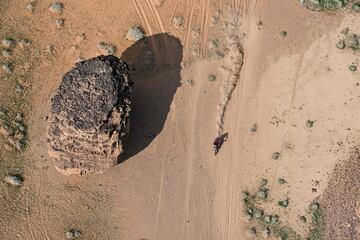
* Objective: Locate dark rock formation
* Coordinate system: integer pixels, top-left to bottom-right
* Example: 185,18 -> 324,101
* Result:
47,55 -> 132,175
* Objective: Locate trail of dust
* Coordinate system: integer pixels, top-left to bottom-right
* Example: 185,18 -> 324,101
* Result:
216,11 -> 244,137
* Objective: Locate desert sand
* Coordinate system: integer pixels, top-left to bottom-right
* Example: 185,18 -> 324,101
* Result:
1,0 -> 360,239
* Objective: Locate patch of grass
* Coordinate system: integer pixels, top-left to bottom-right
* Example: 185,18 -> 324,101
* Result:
353,1 -> 360,11
302,0 -> 351,11
336,29 -> 360,52
242,180 -> 326,240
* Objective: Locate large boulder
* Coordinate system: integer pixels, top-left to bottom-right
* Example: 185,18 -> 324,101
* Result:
47,55 -> 132,175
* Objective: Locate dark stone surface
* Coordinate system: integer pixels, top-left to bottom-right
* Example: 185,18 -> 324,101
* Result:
47,55 -> 132,175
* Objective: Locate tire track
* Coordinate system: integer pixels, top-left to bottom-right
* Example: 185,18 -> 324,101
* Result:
129,0 -> 154,35
181,70 -> 204,240
183,0 -> 198,62
200,0 -> 210,57
146,0 -> 166,33
151,149 -> 166,240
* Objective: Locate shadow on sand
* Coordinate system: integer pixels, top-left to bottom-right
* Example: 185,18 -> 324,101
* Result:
119,33 -> 183,162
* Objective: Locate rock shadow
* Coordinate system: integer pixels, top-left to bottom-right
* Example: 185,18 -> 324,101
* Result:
119,33 -> 183,162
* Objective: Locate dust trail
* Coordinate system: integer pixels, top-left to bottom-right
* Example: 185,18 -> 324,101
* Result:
216,11 -> 244,137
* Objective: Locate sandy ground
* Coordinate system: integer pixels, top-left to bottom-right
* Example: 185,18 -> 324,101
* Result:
1,0 -> 360,239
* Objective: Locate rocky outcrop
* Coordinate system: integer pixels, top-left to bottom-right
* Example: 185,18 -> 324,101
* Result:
47,55 -> 132,175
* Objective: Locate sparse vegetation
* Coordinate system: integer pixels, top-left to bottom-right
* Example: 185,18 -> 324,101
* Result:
172,16 -> 184,29
306,120 -> 315,128
0,107 -> 28,150
308,202 -> 324,240
278,198 -> 289,208
49,2 -> 64,14
4,174 -> 23,186
337,28 -> 360,51
208,74 -> 217,81
97,42 -> 116,55
242,180 -> 326,240
251,123 -> 258,133
65,228 -> 82,239
353,1 -> 360,11
125,26 -> 145,42
272,152 -> 280,160
301,0 -> 348,11
349,64 -> 357,71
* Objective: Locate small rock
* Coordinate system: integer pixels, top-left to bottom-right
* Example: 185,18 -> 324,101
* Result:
54,18 -> 65,27
277,178 -> 287,184
250,123 -> 257,133
49,2 -> 64,14
310,202 -> 319,211
18,39 -> 31,48
280,30 -> 287,37
349,64 -> 357,72
125,26 -> 145,42
1,49 -> 11,57
278,198 -> 289,208
65,228 -> 81,239
4,175 -> 23,186
208,74 -> 216,81
300,215 -> 307,223
257,20 -> 263,27
245,227 -> 257,238
306,120 -> 314,128
2,63 -> 13,74
2,38 -> 14,47
97,42 -> 116,55
272,152 -> 280,160
186,79 -> 194,86
172,16 -> 184,29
